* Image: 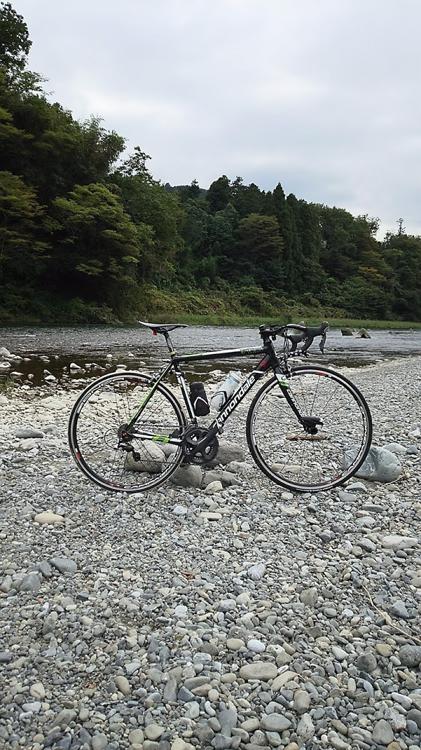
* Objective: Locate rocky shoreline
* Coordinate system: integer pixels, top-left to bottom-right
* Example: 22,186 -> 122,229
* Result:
0,355 -> 420,750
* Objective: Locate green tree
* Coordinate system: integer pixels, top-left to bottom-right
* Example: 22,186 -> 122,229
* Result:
0,2 -> 30,75
271,183 -> 297,292
0,170 -> 48,284
0,1 -> 42,92
52,183 -> 140,313
231,177 -> 265,217
112,155 -> 183,285
234,213 -> 284,289
383,233 -> 421,319
206,175 -> 231,212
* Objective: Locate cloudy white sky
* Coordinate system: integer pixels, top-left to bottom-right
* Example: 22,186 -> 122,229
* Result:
14,0 -> 421,236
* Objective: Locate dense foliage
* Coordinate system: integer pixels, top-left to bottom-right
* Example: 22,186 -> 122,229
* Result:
1,2 -> 420,324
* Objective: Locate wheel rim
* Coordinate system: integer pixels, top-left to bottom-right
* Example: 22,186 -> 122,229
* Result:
69,374 -> 184,492
249,368 -> 371,491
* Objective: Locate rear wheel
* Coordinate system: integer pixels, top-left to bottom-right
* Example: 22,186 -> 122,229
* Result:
246,366 -> 372,492
68,371 -> 186,493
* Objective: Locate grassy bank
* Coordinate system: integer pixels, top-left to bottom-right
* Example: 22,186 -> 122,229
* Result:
149,313 -> 421,329
1,285 -> 421,329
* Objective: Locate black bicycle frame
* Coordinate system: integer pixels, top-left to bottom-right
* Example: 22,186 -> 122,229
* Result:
126,336 -> 304,446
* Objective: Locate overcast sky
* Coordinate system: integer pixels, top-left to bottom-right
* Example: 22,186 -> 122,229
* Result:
14,0 -> 421,237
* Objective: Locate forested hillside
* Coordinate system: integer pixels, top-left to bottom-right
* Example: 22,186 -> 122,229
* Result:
1,2 -> 420,324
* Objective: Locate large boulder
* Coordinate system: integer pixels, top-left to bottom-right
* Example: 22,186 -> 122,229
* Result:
343,445 -> 402,483
125,441 -> 165,473
341,328 -> 354,336
169,465 -> 203,487
210,440 -> 245,466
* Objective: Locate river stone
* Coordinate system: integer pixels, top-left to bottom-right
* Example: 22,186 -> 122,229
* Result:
170,465 -> 202,487
294,689 -> 311,713
332,646 -> 348,661
50,709 -> 77,728
297,713 -> 315,739
239,661 -> 277,681
328,732 -> 351,750
247,638 -> 266,653
34,511 -> 64,525
399,645 -> 421,667
20,572 -> 41,594
381,535 -> 418,550
272,671 -> 298,690
218,707 -> 238,736
145,723 -> 164,740
355,652 -> 377,673
383,441 -> 407,454
261,714 -> 291,732
205,480 -> 223,494
299,587 -> 318,606
91,735 -> 108,750
115,675 -> 131,695
30,682 -> 46,700
247,562 -> 266,580
390,599 -> 410,619
50,557 -> 77,574
15,427 -> 44,438
226,638 -> 245,651
171,741 -> 191,750
407,709 -> 421,728
343,445 -> 401,482
129,729 -> 145,745
372,719 -> 394,745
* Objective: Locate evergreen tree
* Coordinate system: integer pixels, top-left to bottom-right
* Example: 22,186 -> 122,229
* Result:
206,175 -> 231,212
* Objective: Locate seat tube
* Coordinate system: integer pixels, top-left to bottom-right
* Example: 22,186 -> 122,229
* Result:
174,364 -> 196,420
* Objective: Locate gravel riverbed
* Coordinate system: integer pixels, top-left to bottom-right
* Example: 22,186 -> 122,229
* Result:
0,356 -> 420,750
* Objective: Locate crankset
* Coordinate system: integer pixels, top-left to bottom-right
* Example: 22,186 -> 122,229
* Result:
182,426 -> 219,465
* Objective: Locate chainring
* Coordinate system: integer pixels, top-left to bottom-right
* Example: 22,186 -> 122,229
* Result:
182,426 -> 219,465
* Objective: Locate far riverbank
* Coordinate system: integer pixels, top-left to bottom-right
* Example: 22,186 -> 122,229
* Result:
1,325 -> 421,387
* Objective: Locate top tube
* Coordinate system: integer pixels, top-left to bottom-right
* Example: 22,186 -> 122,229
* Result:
173,345 -> 267,365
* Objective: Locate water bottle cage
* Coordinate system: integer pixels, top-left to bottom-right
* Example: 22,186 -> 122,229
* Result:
189,382 -> 210,416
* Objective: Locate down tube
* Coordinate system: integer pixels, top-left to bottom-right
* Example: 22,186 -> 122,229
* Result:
213,369 -> 265,430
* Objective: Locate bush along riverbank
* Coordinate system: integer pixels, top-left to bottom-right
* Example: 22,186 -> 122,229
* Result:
0,355 -> 420,748
1,284 -> 421,329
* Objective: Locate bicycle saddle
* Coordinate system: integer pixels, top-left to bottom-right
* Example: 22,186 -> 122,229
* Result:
138,320 -> 188,334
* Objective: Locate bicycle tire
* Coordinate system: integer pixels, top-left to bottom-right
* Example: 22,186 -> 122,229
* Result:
246,366 -> 372,492
68,371 -> 186,493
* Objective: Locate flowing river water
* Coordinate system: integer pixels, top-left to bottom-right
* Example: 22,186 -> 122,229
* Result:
1,325 -> 421,386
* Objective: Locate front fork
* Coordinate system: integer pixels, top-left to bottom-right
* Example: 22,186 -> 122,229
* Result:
274,363 -> 323,434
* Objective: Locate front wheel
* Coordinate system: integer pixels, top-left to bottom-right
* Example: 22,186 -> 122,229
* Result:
68,371 -> 186,493
246,366 -> 372,492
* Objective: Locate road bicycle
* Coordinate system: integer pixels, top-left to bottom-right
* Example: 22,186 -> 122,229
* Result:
68,321 -> 373,494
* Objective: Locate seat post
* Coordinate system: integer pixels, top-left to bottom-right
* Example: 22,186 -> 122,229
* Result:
164,332 -> 176,357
